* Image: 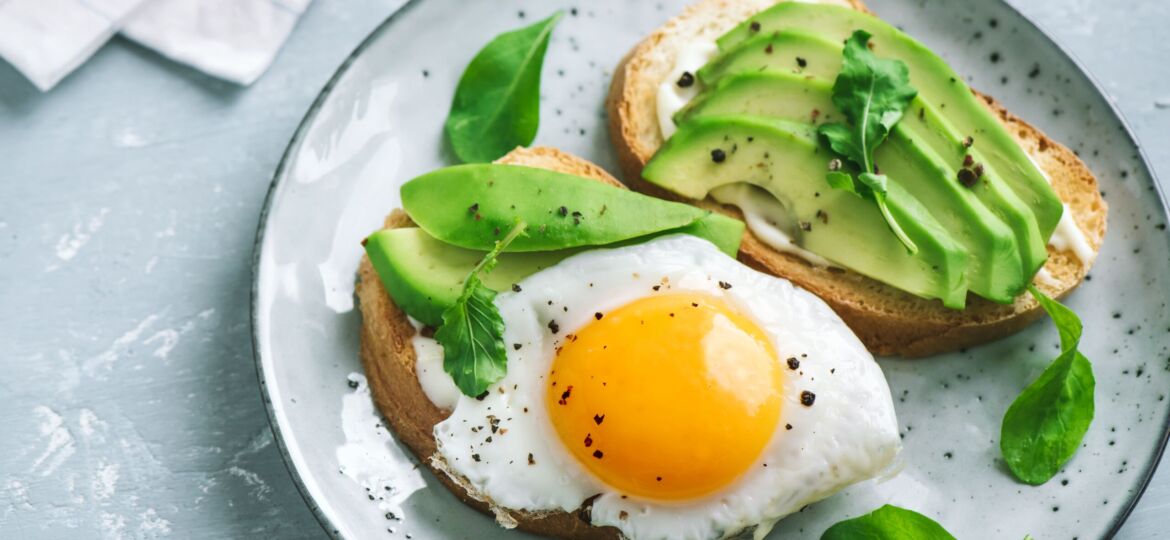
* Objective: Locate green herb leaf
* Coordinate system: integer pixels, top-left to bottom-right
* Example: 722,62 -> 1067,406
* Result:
826,171 -> 857,193
434,221 -> 528,396
1000,285 -> 1095,485
821,504 -> 956,540
817,30 -> 919,253
444,12 -> 563,163
859,173 -> 917,253
829,31 -> 918,169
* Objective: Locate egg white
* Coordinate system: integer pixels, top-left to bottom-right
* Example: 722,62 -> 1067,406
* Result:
426,234 -> 900,540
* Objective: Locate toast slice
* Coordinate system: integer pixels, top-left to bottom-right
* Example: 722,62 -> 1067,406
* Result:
606,0 -> 1107,357
357,147 -> 626,540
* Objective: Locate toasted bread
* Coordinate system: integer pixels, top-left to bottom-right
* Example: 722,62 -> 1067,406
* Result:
357,147 -> 627,539
606,0 -> 1107,357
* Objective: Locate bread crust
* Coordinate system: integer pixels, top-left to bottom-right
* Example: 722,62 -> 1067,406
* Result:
357,147 -> 625,539
605,0 -> 1106,357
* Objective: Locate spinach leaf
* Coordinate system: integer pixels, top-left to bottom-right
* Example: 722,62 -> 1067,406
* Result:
434,221 -> 527,396
444,12 -> 562,163
817,30 -> 919,253
1000,285 -> 1095,485
821,504 -> 955,540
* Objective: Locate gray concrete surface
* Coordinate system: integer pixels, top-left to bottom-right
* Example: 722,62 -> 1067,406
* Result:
0,0 -> 1166,537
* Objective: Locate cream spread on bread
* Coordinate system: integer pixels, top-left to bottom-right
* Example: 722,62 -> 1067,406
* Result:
1050,203 -> 1095,265
408,318 -> 461,410
1029,153 -> 1093,266
709,183 -> 836,267
656,40 -> 718,139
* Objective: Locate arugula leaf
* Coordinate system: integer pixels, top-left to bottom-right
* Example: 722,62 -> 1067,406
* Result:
821,504 -> 956,540
826,171 -> 857,193
434,221 -> 528,396
444,12 -> 562,163
1000,285 -> 1095,485
817,30 -> 919,253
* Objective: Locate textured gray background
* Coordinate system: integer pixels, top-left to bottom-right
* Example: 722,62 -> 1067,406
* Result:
0,0 -> 1166,538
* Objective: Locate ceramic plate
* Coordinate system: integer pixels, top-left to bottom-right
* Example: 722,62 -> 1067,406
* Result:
252,0 -> 1169,537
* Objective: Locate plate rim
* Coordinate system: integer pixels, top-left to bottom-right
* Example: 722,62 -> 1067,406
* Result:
249,1 -> 1170,538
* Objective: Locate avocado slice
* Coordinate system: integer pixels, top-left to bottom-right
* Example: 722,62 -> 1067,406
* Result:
697,30 -> 843,86
365,217 -> 744,326
365,227 -> 578,327
644,115 -> 968,308
401,163 -> 743,256
679,72 -> 1032,301
675,71 -> 840,127
714,2 -> 1063,240
880,128 -> 1022,302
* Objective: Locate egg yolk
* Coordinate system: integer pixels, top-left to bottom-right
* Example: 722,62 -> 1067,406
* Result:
546,293 -> 783,500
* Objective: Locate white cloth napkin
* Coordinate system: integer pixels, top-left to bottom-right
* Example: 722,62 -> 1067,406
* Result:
0,0 -> 311,91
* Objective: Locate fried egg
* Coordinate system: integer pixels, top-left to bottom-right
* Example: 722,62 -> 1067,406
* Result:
421,234 -> 900,539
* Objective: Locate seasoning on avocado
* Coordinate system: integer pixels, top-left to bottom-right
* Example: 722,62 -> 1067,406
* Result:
787,357 -> 800,370
468,202 -> 479,214
800,391 -> 816,407
817,209 -> 829,224
963,154 -> 974,167
765,43 -> 774,54
676,71 -> 695,88
962,135 -> 974,148
749,20 -> 761,32
558,205 -> 568,216
828,158 -> 842,171
974,163 -> 985,178
799,221 -> 812,232
711,148 -> 727,163
796,56 -> 807,68
958,168 -> 979,188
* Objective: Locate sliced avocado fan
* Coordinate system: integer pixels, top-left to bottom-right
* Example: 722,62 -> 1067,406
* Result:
644,115 -> 968,309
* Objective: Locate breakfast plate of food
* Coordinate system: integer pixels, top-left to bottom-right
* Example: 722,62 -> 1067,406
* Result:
251,0 -> 1170,538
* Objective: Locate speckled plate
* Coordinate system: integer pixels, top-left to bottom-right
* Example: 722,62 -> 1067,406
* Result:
251,0 -> 1170,538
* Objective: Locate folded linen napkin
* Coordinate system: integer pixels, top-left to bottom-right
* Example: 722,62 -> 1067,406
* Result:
0,0 -> 311,91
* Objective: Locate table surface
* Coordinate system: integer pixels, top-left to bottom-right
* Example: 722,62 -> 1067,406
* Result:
1,0 -> 1166,538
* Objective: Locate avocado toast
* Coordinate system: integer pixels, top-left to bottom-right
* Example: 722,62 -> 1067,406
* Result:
607,0 -> 1107,357
357,147 -> 620,539
360,144 -> 914,539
